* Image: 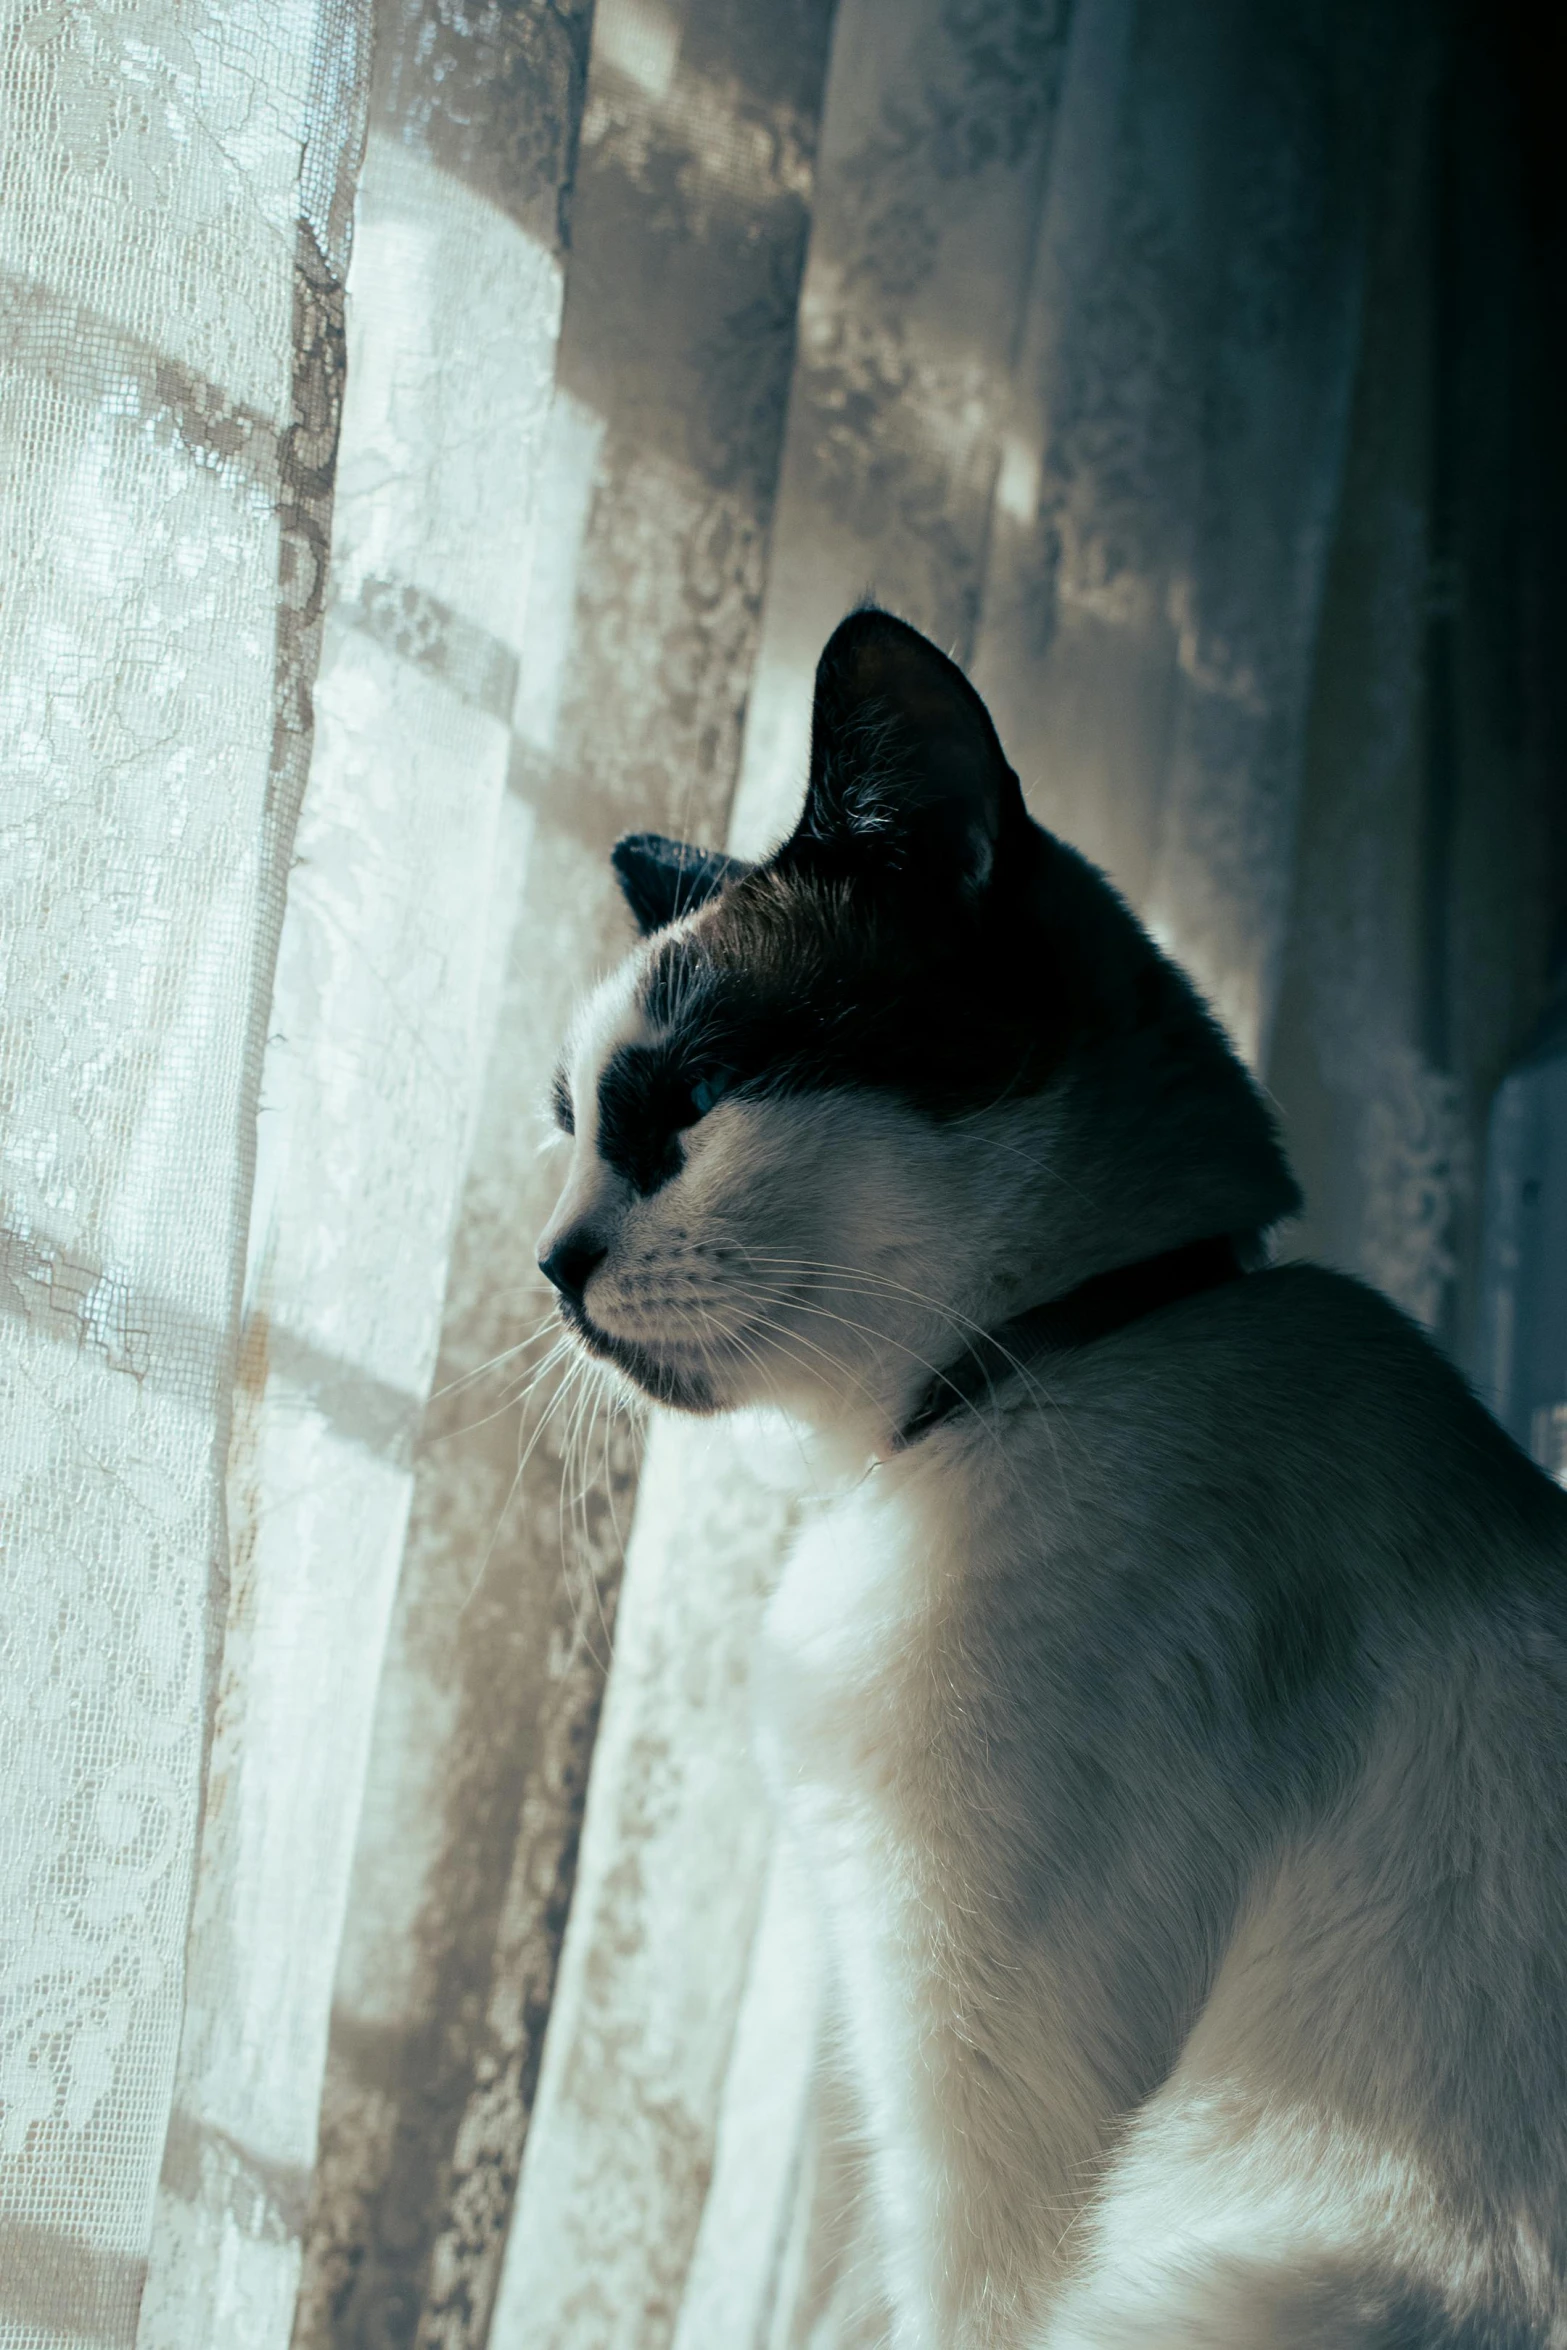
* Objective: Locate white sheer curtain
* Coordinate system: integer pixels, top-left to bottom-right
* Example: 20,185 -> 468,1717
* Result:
139,115 -> 570,2350
1,0 -> 368,2336
2,0 -> 574,2335
2,1 -> 1559,2347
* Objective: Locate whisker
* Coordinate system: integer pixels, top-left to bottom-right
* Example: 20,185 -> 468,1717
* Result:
426,1333 -> 577,1446
427,1308 -> 560,1404
557,1358 -> 614,1674
722,1276 -> 1054,1448
714,1283 -> 900,1423
458,1350 -> 587,1614
735,1255 -> 1089,1433
589,1379 -> 630,1660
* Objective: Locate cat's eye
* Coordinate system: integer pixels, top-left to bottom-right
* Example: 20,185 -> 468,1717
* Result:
687,1068 -> 732,1120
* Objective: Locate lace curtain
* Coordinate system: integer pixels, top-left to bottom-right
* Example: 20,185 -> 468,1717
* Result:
2,1 -> 1558,2347
2,0 -> 371,2335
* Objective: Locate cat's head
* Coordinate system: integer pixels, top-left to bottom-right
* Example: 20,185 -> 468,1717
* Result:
538,609 -> 1299,1443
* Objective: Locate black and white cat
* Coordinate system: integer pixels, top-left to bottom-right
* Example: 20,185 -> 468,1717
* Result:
538,608 -> 1567,2348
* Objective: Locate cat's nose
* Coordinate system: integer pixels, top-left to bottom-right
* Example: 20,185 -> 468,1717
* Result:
538,1229 -> 607,1307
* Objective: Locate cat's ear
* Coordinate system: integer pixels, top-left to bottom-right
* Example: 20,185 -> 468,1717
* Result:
796,608 -> 1028,894
611,831 -> 749,935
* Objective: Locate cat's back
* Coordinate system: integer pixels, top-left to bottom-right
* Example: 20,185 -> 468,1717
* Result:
999,1263 -> 1567,2340
974,1256 -> 1567,1654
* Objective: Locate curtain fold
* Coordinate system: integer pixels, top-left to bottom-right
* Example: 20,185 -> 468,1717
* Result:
140,103 -> 572,2350
161,4 -> 592,2343
1265,11 -> 1559,1355
1,2 -> 368,2341
298,4 -> 836,2343
973,0 -> 1397,1070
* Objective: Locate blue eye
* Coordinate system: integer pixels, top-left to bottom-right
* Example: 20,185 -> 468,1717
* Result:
689,1069 -> 731,1119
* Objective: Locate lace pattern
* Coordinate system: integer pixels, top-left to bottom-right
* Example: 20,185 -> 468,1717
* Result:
1,3 -> 366,2341
3,3 -> 1553,2346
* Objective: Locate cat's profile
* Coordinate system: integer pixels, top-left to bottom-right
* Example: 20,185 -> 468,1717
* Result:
538,608 -> 1567,2348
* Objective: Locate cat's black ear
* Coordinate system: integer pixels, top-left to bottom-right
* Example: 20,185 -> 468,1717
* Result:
796,608 -> 1028,893
611,832 -> 749,935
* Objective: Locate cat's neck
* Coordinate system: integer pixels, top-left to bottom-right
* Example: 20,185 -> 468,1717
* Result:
892,1233 -> 1246,1451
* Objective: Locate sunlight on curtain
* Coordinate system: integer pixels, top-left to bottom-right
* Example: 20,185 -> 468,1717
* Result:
449,4 -> 840,2339
0,0 -> 365,2339
138,131 -> 564,2350
729,0 -> 1067,862
493,1415 -> 800,2346
972,0 -> 1373,1073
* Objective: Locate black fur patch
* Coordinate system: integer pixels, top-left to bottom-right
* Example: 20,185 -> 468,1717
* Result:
625,834 -> 1147,1126
611,832 -> 748,935
601,608 -> 1300,1219
594,1041 -> 712,1195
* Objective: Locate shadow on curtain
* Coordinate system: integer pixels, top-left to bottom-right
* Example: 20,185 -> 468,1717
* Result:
1,1 -> 1562,2347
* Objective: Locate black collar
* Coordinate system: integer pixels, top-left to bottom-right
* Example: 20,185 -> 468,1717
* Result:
894,1235 -> 1245,1451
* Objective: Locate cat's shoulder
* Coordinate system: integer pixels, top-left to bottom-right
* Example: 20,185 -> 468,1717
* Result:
956,1253 -> 1567,1588
1071,1253 -> 1538,1468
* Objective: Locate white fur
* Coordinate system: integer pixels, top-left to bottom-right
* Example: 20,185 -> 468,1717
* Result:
545,944 -> 1567,2350
751,1370 -> 1567,2350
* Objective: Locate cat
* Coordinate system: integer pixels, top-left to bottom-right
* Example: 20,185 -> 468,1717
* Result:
537,607 -> 1567,2348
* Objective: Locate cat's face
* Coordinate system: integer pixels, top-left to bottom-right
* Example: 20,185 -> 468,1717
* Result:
538,610 -> 1298,1440
540,865 -> 1064,1431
